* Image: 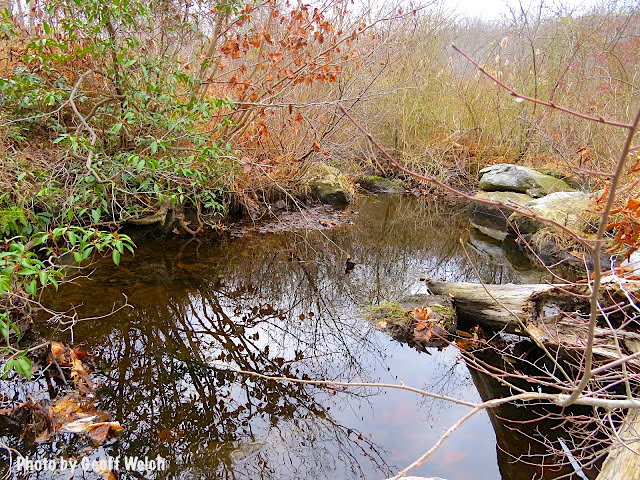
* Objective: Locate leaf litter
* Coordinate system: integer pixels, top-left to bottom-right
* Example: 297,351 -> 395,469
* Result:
1,341 -> 123,445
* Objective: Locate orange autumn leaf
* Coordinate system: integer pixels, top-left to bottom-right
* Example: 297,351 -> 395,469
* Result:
87,421 -> 124,445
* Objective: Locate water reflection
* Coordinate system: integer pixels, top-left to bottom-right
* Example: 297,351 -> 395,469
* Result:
2,196 -> 549,479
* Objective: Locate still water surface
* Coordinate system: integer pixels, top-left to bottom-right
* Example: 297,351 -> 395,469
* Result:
4,196 -> 566,479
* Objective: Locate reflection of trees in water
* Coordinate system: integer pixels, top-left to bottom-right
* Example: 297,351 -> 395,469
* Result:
215,196 -> 521,309
4,195 -> 508,479
465,347 -> 604,480
85,289 -> 392,480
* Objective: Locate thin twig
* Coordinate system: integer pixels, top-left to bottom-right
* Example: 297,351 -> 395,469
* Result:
338,104 -> 592,249
562,105 -> 640,407
451,44 -> 633,129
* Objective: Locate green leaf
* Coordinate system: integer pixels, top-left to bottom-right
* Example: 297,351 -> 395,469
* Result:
0,320 -> 9,345
13,356 -> 32,380
25,279 -> 37,296
82,247 -> 93,260
91,208 -> 101,224
112,249 -> 120,266
1,359 -> 14,379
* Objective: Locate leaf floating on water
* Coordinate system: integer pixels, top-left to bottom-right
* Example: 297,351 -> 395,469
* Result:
49,341 -> 95,394
344,255 -> 356,274
35,428 -> 51,443
50,341 -> 66,360
87,421 -> 123,445
230,442 -> 265,463
158,427 -> 184,442
16,342 -> 124,445
59,415 -> 98,434
50,395 -> 82,416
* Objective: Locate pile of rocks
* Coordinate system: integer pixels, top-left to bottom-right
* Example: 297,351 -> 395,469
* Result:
469,163 -> 597,267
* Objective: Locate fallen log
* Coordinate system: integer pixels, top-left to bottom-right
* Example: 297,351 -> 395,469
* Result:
596,407 -> 640,480
426,278 -> 640,479
426,278 -> 640,370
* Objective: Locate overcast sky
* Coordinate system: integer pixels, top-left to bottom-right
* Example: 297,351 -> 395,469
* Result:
450,0 -> 599,20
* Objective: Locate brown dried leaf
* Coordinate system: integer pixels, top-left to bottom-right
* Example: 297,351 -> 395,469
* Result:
412,307 -> 432,322
59,415 -> 98,433
50,342 -> 66,360
51,395 -> 82,416
415,321 -> 429,332
86,421 -> 123,445
376,320 -> 387,329
35,428 -> 51,443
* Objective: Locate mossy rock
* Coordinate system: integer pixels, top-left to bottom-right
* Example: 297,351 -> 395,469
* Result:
356,176 -> 405,194
306,163 -> 354,205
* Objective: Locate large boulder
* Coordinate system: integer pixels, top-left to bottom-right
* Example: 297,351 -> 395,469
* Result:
479,164 -> 574,198
356,175 -> 405,194
307,163 -> 354,205
507,191 -> 596,236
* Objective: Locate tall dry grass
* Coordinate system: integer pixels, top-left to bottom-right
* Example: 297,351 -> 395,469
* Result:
319,2 -> 640,190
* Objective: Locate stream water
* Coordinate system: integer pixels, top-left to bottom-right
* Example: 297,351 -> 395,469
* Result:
2,195 -> 580,479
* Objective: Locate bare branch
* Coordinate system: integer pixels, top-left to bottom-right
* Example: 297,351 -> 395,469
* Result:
451,44 -> 634,130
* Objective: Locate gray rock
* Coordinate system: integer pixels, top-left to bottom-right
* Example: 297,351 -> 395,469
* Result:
469,229 -> 547,283
507,191 -> 596,236
307,163 -> 354,205
479,163 -> 574,198
469,190 -> 534,236
356,175 -> 405,194
470,220 -> 507,241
